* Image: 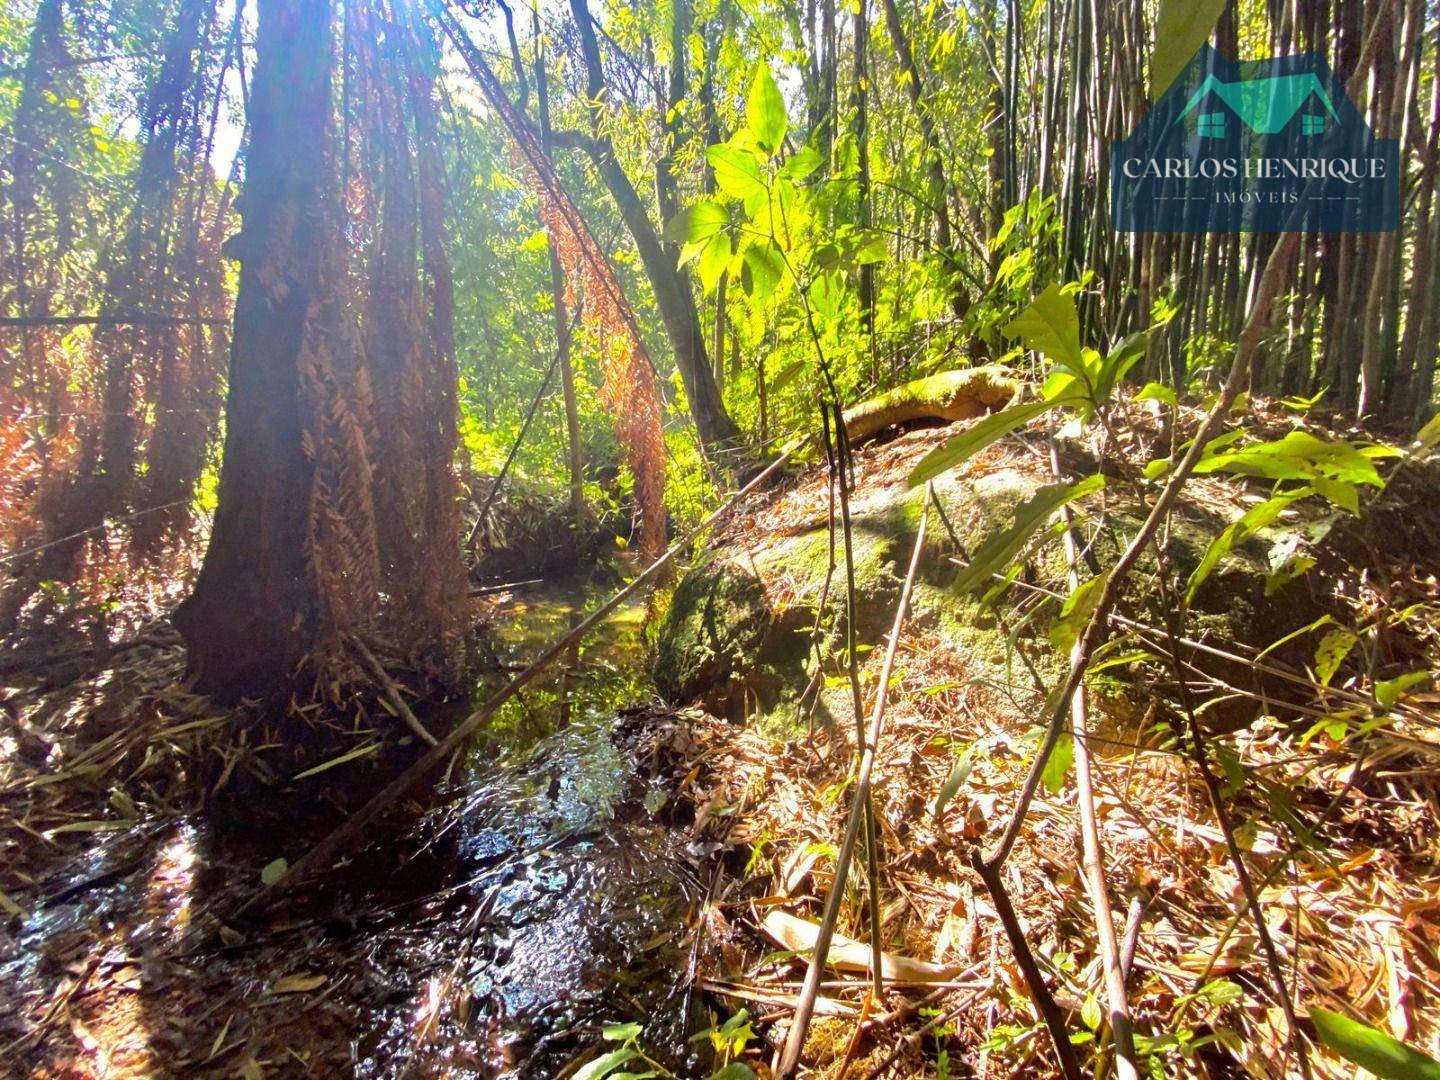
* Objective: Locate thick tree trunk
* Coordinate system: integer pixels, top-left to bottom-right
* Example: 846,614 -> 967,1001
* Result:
565,0 -> 742,454
174,0 -> 334,700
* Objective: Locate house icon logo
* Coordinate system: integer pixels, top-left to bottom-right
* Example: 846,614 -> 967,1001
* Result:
1113,45 -> 1398,233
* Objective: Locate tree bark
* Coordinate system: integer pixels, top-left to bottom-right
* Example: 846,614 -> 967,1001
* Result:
174,0 -> 334,700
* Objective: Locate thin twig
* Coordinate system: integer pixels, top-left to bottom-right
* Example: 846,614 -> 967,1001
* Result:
1154,562 -> 1313,1080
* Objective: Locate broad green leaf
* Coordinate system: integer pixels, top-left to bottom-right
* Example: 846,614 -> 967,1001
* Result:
1136,381 -> 1178,407
807,271 -> 845,319
1081,994 -> 1102,1031
768,359 -> 805,394
707,144 -> 766,199
741,238 -> 785,300
1042,732 -> 1074,795
260,857 -> 288,886
602,1023 -> 643,1042
1194,431 -> 1396,487
779,145 -> 822,180
1312,1008 -> 1440,1080
746,65 -> 787,155
1051,570 -> 1110,653
710,1065 -> 759,1080
573,1048 -> 638,1080
1315,627 -> 1358,686
952,475 -> 1107,596
1186,489 -> 1307,603
1152,0 -> 1228,100
663,200 -> 728,246
1095,331 -> 1149,404
1376,671 -> 1430,708
697,232 -> 732,293
907,400 -> 1060,486
1003,284 -> 1084,378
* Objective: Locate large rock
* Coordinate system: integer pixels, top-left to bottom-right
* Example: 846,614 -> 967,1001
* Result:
653,427 -> 1313,726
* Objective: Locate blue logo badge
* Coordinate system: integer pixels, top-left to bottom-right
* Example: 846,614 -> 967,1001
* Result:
1112,45 -> 1398,233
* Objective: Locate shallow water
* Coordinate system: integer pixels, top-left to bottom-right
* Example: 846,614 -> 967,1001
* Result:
1,576 -> 710,1077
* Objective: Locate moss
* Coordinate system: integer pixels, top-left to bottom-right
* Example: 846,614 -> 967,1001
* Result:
651,552 -> 771,703
842,366 -> 1018,442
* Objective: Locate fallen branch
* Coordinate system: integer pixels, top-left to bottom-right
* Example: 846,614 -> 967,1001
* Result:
256,442 -> 801,908
346,635 -> 438,748
970,853 -> 1084,1080
777,487 -> 930,1076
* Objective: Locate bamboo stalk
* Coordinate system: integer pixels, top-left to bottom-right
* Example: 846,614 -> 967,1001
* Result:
777,487 -> 930,1077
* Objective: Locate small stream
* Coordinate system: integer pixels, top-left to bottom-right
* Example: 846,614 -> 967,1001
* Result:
1,575 -> 713,1077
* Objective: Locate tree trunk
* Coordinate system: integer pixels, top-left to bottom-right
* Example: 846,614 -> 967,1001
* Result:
174,0 -> 335,700
565,0 -> 742,454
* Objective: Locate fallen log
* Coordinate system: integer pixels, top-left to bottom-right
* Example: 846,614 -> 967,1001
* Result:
841,366 -> 1016,443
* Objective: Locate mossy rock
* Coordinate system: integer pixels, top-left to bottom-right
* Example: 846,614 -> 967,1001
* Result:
652,552 -> 771,704
654,439 -> 1313,727
842,367 -> 1018,442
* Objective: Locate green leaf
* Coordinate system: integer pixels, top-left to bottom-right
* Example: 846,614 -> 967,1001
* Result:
1376,671 -> 1430,708
1081,994 -> 1102,1031
807,271 -> 845,319
573,1048 -> 638,1080
1095,331 -> 1150,404
907,400 -> 1061,486
707,144 -> 766,199
1314,627 -> 1358,687
768,359 -> 805,394
779,145 -> 822,180
1152,0 -> 1229,100
1186,489 -> 1308,603
709,1065 -> 759,1080
602,1023 -> 643,1042
741,238 -> 785,301
952,475 -> 1107,596
746,65 -> 787,155
697,232 -> 733,293
1003,284 -> 1084,378
664,200 -> 728,246
1413,412 -> 1440,453
1042,732 -> 1074,795
1312,1008 -> 1440,1080
932,752 -> 973,817
1137,381 -> 1178,407
1051,571 -> 1110,654
260,857 -> 288,886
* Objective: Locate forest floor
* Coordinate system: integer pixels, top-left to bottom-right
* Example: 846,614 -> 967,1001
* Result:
661,418 -> 1440,1077
1,408 -> 1438,1078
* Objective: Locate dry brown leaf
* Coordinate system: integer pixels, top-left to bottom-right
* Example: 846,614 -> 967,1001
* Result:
760,910 -> 961,983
